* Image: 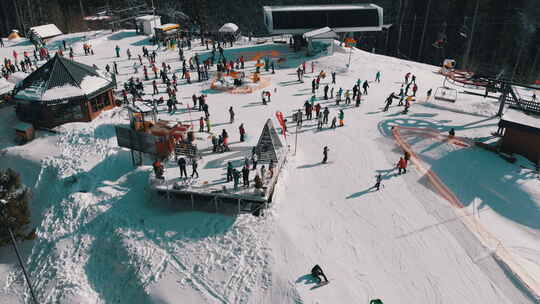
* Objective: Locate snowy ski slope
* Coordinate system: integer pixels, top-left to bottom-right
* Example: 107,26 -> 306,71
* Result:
0,30 -> 539,303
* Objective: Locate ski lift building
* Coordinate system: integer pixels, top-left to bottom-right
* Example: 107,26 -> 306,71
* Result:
136,15 -> 162,36
263,4 -> 383,34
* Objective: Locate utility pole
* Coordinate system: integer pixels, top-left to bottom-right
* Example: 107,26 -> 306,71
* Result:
418,0 -> 432,61
0,200 -> 38,304
11,0 -> 25,34
463,0 -> 480,69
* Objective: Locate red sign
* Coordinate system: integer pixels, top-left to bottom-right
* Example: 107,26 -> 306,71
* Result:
275,111 -> 286,137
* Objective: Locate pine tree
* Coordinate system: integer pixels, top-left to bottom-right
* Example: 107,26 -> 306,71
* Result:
0,168 -> 34,247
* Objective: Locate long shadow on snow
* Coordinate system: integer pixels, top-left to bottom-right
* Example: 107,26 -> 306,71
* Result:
422,147 -> 540,229
378,118 -> 540,230
83,168 -> 236,303
27,149 -> 236,302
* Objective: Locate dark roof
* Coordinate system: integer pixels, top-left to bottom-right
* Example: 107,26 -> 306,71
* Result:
14,54 -> 113,102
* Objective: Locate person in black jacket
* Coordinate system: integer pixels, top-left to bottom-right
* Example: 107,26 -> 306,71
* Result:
242,166 -> 250,187
191,159 -> 199,178
178,157 -> 187,178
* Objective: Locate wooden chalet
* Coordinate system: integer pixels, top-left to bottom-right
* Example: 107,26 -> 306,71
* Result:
13,54 -> 116,128
499,109 -> 540,165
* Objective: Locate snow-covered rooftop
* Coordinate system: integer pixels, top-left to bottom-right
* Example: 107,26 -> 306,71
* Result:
219,23 -> 239,33
502,108 -> 540,130
29,24 -> 63,39
136,15 -> 161,21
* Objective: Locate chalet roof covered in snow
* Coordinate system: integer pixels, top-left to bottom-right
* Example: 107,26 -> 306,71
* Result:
14,54 -> 113,102
29,24 -> 63,39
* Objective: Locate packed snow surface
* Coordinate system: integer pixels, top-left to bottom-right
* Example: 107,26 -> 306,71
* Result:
0,30 -> 539,304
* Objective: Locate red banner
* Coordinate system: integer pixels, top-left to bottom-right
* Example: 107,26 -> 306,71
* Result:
275,111 -> 286,137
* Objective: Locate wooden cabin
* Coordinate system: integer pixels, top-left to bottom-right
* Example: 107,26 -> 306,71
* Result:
13,54 -> 116,128
499,109 -> 540,165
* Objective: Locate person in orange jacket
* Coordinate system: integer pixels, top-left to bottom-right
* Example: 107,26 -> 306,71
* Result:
397,157 -> 408,175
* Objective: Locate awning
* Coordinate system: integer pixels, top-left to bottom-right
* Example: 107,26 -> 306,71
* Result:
303,27 -> 339,40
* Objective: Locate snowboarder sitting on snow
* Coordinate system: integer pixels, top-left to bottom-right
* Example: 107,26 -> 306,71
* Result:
449,128 -> 455,137
311,265 -> 328,283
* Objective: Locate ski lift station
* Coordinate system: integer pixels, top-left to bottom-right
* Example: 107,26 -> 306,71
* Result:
263,4 -> 384,34
135,15 -> 162,36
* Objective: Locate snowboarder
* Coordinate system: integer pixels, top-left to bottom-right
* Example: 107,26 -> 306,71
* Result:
178,157 -> 187,178
375,71 -> 381,83
311,265 -> 328,283
153,160 -> 164,179
374,174 -> 382,191
227,162 -> 234,182
323,107 -> 329,124
317,114 -> 323,130
239,123 -> 246,142
233,169 -> 240,190
229,106 -> 235,123
322,146 -> 329,163
191,159 -> 199,178
345,90 -> 351,105
205,117 -> 211,133
199,117 -> 204,132
252,153 -> 258,170
115,45 -> 120,58
330,116 -> 337,129
324,84 -> 329,100
362,80 -> 369,95
449,128 -> 456,137
396,157 -> 407,175
242,166 -> 250,187
383,93 -> 398,112
338,110 -> 344,127
426,88 -> 433,101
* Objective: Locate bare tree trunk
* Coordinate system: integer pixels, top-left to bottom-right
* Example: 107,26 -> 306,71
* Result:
11,0 -> 25,34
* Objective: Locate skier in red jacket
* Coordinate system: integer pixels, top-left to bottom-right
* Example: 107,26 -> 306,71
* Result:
397,157 -> 408,175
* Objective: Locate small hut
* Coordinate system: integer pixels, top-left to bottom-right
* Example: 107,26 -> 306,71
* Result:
499,109 -> 540,165
8,30 -> 21,40
218,23 -> 240,41
13,54 -> 116,128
